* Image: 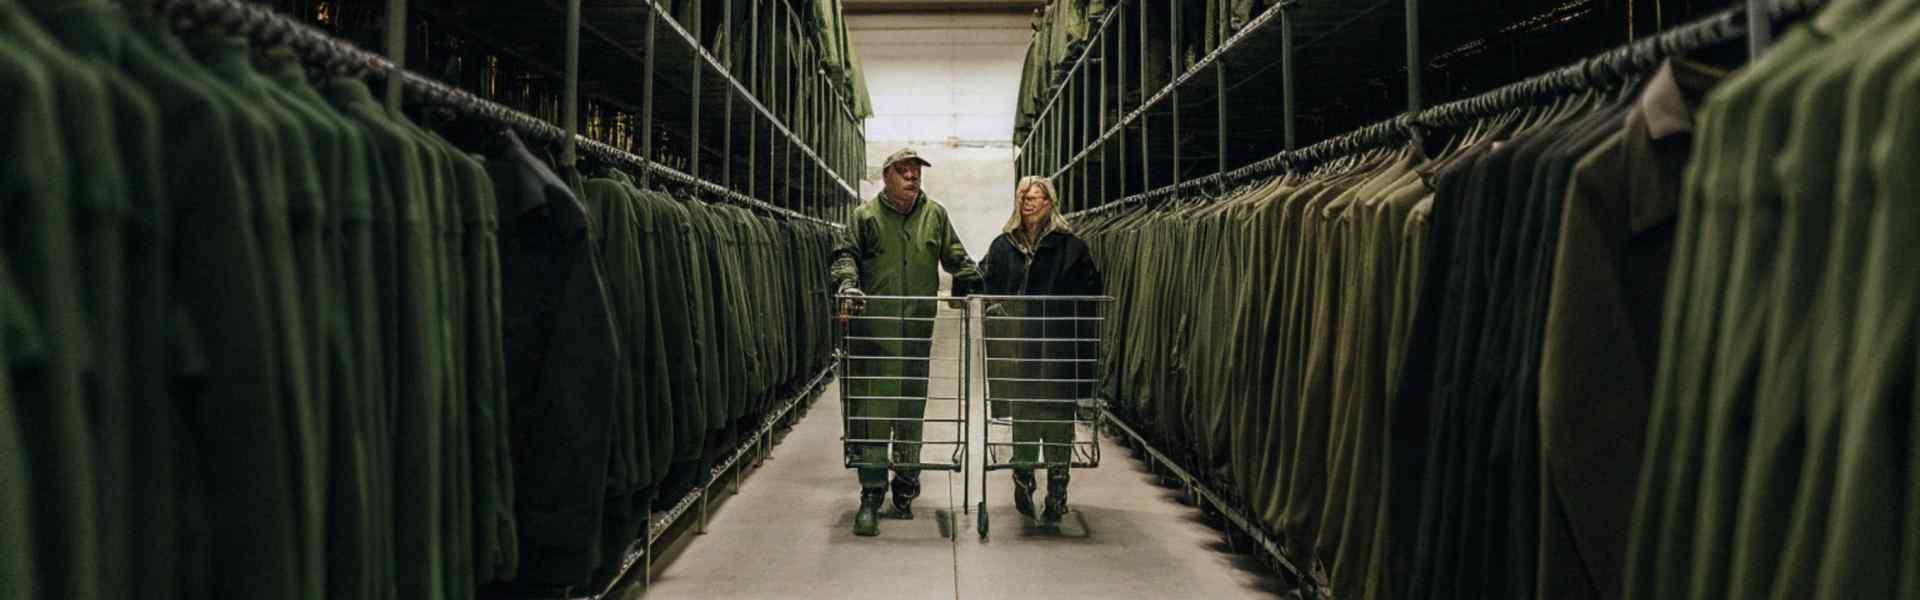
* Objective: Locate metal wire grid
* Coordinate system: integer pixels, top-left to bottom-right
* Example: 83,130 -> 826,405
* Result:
836,295 -> 972,474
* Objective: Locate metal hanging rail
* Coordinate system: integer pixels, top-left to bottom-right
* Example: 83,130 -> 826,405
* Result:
1101,409 -> 1323,596
561,362 -> 838,600
621,362 -> 839,598
156,0 -> 849,229
1063,0 -> 1826,219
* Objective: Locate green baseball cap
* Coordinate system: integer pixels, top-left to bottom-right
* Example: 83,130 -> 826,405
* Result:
882,147 -> 932,170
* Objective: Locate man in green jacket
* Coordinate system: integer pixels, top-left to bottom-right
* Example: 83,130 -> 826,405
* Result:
832,148 -> 981,537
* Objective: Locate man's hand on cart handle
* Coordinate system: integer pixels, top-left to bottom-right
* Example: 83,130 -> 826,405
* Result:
839,288 -> 867,317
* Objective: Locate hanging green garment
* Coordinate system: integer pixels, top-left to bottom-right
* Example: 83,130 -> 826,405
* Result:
847,40 -> 874,119
331,78 -> 447,599
580,175 -> 653,580
419,132 -> 478,600
1745,9 -> 1920,600
24,4 -> 168,599
464,153 -> 516,585
0,39 -> 55,600
680,198 -> 721,429
122,15 -> 305,599
650,192 -> 721,441
191,32 -> 332,600
0,7 -> 111,598
260,55 -> 383,600
325,78 -> 401,600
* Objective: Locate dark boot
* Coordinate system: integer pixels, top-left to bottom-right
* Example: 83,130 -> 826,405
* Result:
1012,469 -> 1038,518
854,489 -> 883,536
1042,467 -> 1071,525
888,469 -> 921,518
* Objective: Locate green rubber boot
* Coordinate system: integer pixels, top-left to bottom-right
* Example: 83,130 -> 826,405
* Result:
1012,469 -> 1038,518
855,489 -> 884,537
1042,468 -> 1070,525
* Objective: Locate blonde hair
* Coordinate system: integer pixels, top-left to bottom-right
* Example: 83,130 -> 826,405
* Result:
1003,175 -> 1071,237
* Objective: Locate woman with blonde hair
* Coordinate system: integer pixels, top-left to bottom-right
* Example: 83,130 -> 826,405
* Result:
979,175 -> 1103,525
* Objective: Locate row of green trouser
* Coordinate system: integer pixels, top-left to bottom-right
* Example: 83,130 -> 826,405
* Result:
0,2 -> 528,599
579,171 -> 836,582
1073,147 -> 1437,598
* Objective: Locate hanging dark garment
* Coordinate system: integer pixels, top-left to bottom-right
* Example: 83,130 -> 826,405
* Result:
486,129 -> 620,591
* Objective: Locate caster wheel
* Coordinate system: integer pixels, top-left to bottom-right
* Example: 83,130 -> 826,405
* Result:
976,501 -> 990,540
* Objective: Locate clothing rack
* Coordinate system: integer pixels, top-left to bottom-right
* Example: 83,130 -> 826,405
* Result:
156,0 -> 848,229
1064,0 -> 1825,220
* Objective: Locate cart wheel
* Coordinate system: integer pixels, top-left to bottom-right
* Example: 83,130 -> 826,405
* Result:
977,501 -> 989,540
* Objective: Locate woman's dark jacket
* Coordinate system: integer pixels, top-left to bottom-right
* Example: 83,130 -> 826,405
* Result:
980,229 -> 1104,297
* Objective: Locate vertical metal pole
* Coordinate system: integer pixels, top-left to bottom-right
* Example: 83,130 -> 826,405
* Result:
1215,54 -> 1226,180
783,14 -> 794,214
1217,0 -> 1227,177
750,0 -> 759,202
1170,0 -> 1181,194
1099,27 -> 1109,211
698,491 -> 709,534
724,0 -> 735,191
1281,2 -> 1295,149
806,46 -> 817,218
692,0 -> 704,181
768,1 -> 775,209
1405,0 -> 1422,113
563,0 -> 581,168
1748,0 -> 1772,57
1082,60 -> 1091,212
643,4 -> 658,185
961,306 -> 971,515
1137,0 -> 1149,192
1118,1 -> 1128,197
384,0 -> 407,112
817,65 -> 827,217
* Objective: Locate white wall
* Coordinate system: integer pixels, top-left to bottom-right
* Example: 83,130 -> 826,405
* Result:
849,13 -> 1031,260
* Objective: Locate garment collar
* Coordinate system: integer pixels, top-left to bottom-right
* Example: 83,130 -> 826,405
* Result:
877,190 -> 925,216
1641,58 -> 1727,141
1004,211 -> 1072,254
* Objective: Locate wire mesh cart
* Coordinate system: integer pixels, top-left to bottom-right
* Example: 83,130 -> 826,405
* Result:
836,293 -> 972,521
974,294 -> 1111,539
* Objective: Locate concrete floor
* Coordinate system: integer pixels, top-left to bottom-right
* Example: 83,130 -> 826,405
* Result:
640,306 -> 1290,599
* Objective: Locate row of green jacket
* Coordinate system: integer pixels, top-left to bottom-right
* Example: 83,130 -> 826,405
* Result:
573,168 -> 836,592
1625,6 -> 1920,600
1072,55 -> 1743,599
0,2 -> 838,599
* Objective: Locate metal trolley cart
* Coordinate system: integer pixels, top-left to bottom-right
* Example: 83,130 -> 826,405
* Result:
836,293 -> 972,524
975,294 -> 1111,539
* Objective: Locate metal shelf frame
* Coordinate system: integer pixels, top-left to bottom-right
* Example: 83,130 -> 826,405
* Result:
186,0 -> 868,224
459,0 -> 868,220
1059,0 -> 1827,220
1014,0 -> 1801,215
1017,0 -> 1409,213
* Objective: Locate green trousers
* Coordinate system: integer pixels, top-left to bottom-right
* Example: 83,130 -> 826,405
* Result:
846,298 -> 933,489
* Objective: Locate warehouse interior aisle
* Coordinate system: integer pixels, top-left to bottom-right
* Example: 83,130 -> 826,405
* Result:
642,305 -> 1290,598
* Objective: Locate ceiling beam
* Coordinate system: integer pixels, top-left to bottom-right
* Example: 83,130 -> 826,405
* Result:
843,0 -> 1043,14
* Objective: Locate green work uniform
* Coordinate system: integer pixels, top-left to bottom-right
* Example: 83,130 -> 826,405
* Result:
830,191 -> 981,490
